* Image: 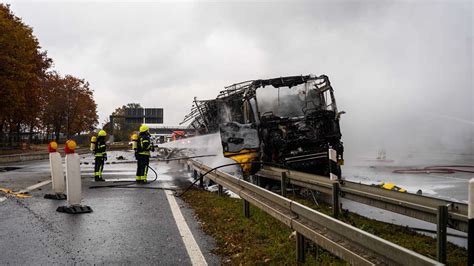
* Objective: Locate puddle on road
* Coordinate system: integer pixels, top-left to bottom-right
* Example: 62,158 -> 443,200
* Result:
0,167 -> 22,172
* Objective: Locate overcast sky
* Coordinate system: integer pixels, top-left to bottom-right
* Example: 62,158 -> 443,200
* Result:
7,0 -> 473,157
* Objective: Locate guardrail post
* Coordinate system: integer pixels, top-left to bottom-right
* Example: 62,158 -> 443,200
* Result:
296,232 -> 306,263
199,173 -> 204,188
281,172 -> 287,197
332,182 -> 340,218
437,205 -> 448,263
328,148 -> 338,180
468,178 -> 474,266
243,200 -> 250,218
218,184 -> 223,196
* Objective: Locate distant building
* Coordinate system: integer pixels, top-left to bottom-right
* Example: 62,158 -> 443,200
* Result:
122,107 -> 164,124
109,107 -> 163,134
109,107 -> 193,143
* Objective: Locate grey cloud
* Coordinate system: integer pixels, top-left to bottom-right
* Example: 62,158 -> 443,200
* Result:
7,0 -> 472,158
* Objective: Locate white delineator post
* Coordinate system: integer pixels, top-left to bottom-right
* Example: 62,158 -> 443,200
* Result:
44,141 -> 66,200
468,178 -> 473,265
65,152 -> 81,206
57,140 -> 92,214
50,152 -> 65,194
328,148 -> 338,181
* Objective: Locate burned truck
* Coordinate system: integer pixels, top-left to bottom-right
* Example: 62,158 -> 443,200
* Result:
181,74 -> 344,177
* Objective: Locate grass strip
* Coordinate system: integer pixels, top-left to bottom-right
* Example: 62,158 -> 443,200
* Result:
183,189 -> 344,265
181,188 -> 467,265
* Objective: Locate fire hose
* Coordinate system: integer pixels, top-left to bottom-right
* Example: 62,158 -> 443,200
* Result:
393,165 -> 474,174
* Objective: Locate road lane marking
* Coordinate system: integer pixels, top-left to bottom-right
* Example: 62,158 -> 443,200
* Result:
165,190 -> 207,266
17,180 -> 52,194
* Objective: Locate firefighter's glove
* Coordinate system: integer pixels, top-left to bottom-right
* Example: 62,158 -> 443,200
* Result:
104,154 -> 107,161
134,152 -> 138,160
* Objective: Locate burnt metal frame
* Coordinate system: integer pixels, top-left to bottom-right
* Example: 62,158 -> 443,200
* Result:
180,74 -> 339,129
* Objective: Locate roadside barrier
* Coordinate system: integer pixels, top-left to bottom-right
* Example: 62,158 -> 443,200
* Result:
57,140 -> 92,214
256,165 -> 470,263
0,151 -> 50,163
257,166 -> 469,233
0,147 -> 91,164
44,141 -> 66,200
189,159 -> 441,265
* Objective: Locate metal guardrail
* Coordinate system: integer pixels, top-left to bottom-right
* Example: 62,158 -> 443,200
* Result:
257,166 -> 469,233
0,148 -> 91,164
0,152 -> 50,163
188,159 -> 441,265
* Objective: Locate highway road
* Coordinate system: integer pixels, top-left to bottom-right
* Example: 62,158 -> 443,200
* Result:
0,150 -> 219,265
2,147 -> 470,263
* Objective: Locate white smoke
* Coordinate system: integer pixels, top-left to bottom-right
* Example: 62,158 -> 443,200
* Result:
161,133 -> 238,173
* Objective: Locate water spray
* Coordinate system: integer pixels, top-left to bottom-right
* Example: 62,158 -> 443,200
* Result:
156,154 -> 217,162
88,165 -> 174,190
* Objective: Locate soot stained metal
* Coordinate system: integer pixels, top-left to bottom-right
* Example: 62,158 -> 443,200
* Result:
181,74 -> 345,177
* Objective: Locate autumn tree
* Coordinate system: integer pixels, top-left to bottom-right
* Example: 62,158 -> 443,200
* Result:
0,4 -> 99,147
41,72 -> 67,141
62,75 -> 98,138
41,72 -> 99,141
0,4 -> 52,145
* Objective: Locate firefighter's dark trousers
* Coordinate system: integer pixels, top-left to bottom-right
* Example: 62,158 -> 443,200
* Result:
136,154 -> 150,181
94,156 -> 105,179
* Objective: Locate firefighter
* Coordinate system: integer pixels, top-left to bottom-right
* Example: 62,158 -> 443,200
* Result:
131,133 -> 138,153
92,130 -> 107,182
136,125 -> 154,183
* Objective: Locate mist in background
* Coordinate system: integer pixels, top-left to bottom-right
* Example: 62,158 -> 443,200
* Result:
7,0 -> 472,162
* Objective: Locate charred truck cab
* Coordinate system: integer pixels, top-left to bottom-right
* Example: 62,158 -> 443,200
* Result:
181,74 -> 344,178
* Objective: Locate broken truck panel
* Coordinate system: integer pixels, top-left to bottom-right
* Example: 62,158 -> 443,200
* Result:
181,74 -> 344,177
220,122 -> 259,153
220,122 -> 260,175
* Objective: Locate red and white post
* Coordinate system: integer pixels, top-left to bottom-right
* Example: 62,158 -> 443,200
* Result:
57,140 -> 92,214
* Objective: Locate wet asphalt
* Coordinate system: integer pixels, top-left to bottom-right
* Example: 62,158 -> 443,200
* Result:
0,151 -> 220,265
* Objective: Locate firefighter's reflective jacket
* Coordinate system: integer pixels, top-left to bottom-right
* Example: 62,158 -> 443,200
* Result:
94,136 -> 107,157
137,132 -> 153,156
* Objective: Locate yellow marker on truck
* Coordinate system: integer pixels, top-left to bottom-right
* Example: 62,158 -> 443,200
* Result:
223,149 -> 258,175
